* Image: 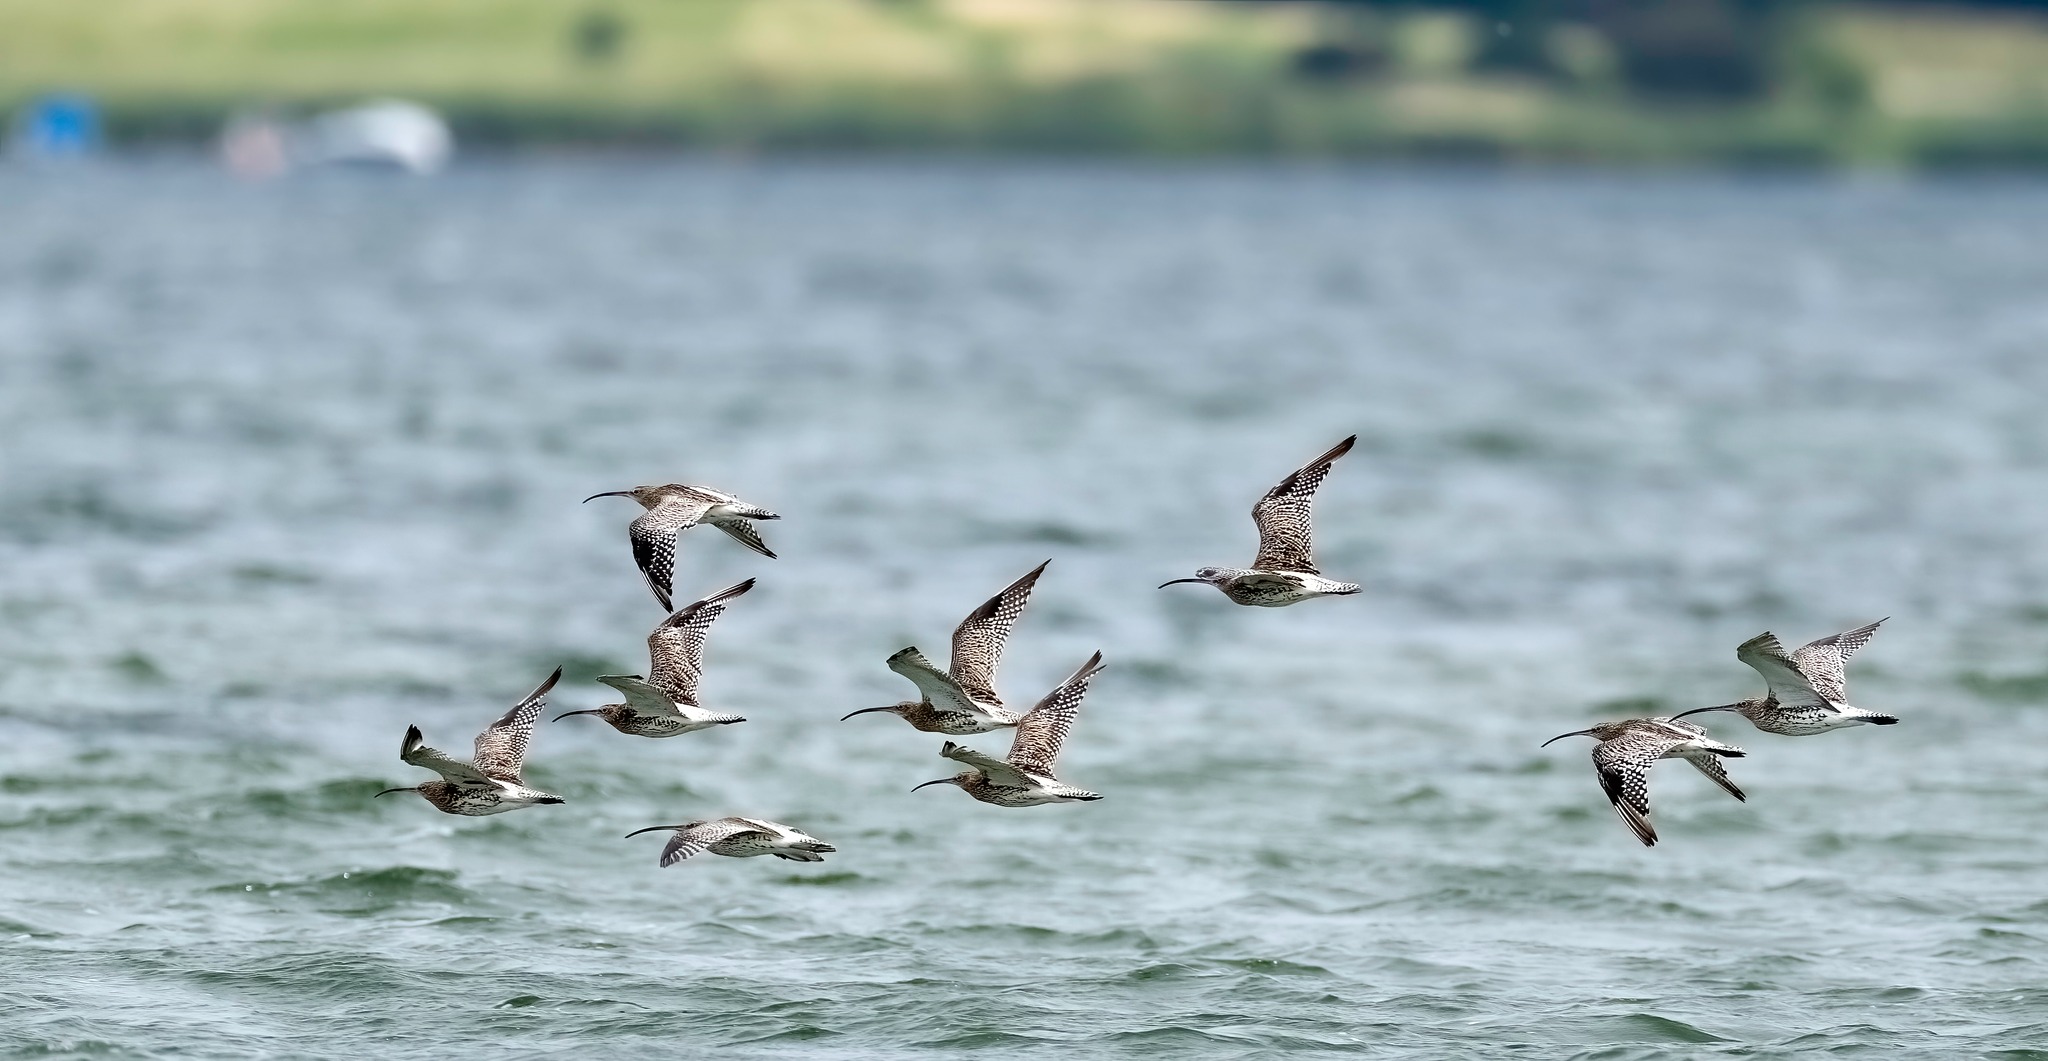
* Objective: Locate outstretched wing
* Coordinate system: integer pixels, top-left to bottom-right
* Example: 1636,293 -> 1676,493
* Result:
1250,435 -> 1355,573
949,560 -> 1050,707
1736,632 -> 1828,709
887,647 -> 996,719
708,519 -> 778,559
660,818 -> 767,867
1792,619 -> 1886,706
473,667 -> 561,784
1006,650 -> 1105,778
628,501 -> 710,612
595,674 -> 682,717
1591,734 -> 1673,848
1683,754 -> 1746,802
399,725 -> 492,785
941,740 -> 1033,788
647,578 -> 755,705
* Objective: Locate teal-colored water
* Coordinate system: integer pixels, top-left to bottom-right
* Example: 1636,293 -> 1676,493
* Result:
4,161 -> 2048,1057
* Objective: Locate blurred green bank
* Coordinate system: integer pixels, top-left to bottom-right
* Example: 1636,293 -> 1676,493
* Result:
8,0 -> 2048,165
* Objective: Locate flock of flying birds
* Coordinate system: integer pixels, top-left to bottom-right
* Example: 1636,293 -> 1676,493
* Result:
374,433 -> 1902,858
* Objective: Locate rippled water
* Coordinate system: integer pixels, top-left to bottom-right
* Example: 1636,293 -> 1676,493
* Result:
5,160 -> 2048,1057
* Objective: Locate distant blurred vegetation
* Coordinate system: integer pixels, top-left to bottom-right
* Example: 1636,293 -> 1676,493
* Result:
10,0 -> 2048,165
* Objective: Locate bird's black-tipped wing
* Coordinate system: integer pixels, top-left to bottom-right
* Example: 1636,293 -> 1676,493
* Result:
1683,754 -> 1746,802
628,501 -> 711,612
1591,732 -> 1676,847
949,560 -> 1049,708
1792,619 -> 1886,706
660,817 -> 766,867
1250,435 -> 1355,573
709,520 -> 777,559
647,578 -> 755,705
1006,651 -> 1105,779
473,667 -> 561,784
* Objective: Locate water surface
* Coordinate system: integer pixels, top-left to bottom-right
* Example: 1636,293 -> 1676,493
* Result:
3,160 -> 2048,1057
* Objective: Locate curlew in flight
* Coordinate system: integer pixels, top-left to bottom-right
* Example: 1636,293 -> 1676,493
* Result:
584,483 -> 779,611
1543,716 -> 1746,847
1672,620 -> 1899,736
1159,435 -> 1361,606
376,667 -> 567,815
555,579 -> 755,737
624,817 -> 835,865
913,650 -> 1105,807
842,559 -> 1049,735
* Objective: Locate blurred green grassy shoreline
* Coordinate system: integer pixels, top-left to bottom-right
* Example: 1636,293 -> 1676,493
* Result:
13,0 -> 2048,167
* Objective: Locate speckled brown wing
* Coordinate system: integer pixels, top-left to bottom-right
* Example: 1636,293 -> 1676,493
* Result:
472,667 -> 561,784
628,499 -> 712,612
1250,435 -> 1356,573
659,818 -> 766,867
710,519 -> 778,559
1592,731 -> 1679,847
1791,619 -> 1886,706
1683,754 -> 1745,802
1006,651 -> 1105,779
949,559 -> 1049,708
647,578 -> 755,706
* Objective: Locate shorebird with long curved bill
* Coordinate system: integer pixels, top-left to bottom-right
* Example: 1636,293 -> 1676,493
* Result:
1160,435 -> 1361,606
843,559 -> 1050,734
584,483 -> 780,611
376,667 -> 566,815
624,817 -> 835,866
914,651 -> 1105,807
1672,620 -> 1899,736
1543,717 -> 1746,847
555,579 -> 754,737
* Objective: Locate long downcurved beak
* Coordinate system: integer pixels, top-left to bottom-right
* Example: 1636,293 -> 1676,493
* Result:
553,709 -> 602,722
373,786 -> 416,798
623,824 -> 686,839
1669,703 -> 1742,722
1158,578 -> 1206,589
840,706 -> 897,721
583,491 -> 631,503
911,779 -> 953,793
1540,729 -> 1594,748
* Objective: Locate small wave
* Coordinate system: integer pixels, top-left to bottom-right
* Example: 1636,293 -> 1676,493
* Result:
211,866 -> 474,914
1208,957 -> 1332,977
964,519 -> 1121,549
495,994 -> 645,1010
776,871 -> 863,887
0,916 -> 57,939
241,777 -> 394,815
1610,1013 -> 1731,1044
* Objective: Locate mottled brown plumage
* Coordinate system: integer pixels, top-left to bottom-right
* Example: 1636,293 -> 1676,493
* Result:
914,651 -> 1106,807
584,483 -> 779,610
1542,716 -> 1746,847
843,560 -> 1049,735
623,816 -> 836,866
1672,620 -> 1901,736
1160,435 -> 1362,606
555,580 -> 753,737
377,668 -> 566,815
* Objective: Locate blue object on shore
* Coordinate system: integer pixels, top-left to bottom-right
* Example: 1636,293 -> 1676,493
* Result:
11,93 -> 103,157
